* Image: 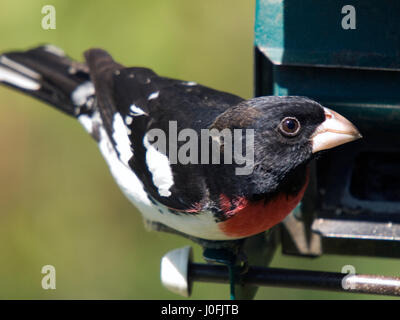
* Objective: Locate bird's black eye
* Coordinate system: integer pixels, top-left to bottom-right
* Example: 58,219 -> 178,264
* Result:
279,117 -> 301,137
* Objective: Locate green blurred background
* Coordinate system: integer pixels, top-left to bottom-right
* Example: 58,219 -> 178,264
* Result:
0,0 -> 399,299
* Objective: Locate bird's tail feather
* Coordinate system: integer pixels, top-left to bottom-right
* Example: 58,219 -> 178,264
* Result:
0,45 -> 90,116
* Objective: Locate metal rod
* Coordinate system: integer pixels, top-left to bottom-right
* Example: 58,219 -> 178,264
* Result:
189,263 -> 400,296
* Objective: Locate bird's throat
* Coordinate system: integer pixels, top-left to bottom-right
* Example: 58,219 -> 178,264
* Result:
218,170 -> 309,238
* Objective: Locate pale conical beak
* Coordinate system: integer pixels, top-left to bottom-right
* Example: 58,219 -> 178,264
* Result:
311,107 -> 362,153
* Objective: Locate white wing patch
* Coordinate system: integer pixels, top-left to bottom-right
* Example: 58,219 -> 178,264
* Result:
129,104 -> 146,116
148,91 -> 159,100
143,134 -> 174,197
78,114 -> 93,134
112,113 -> 133,166
71,81 -> 95,106
98,125 -> 153,209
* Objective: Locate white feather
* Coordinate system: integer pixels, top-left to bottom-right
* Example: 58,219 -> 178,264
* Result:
183,81 -> 197,86
0,65 -> 40,90
71,81 -> 95,106
0,56 -> 41,79
112,113 -> 133,166
148,91 -> 159,100
129,104 -> 146,116
78,114 -> 93,134
125,115 -> 133,125
43,45 -> 66,57
143,134 -> 174,197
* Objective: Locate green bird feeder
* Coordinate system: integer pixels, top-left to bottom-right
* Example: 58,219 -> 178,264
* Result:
255,0 -> 400,258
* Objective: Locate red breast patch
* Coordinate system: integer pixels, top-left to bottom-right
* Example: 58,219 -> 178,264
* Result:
218,175 -> 309,238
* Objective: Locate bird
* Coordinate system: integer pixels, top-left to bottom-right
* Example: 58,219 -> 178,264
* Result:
0,45 -> 361,244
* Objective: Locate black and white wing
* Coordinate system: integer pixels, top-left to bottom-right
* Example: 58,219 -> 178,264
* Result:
83,49 -> 244,212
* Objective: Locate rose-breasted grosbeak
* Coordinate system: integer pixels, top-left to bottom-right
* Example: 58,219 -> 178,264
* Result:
0,45 -> 361,242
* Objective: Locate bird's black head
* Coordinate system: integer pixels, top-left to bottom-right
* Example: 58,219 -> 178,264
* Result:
210,96 -> 361,198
